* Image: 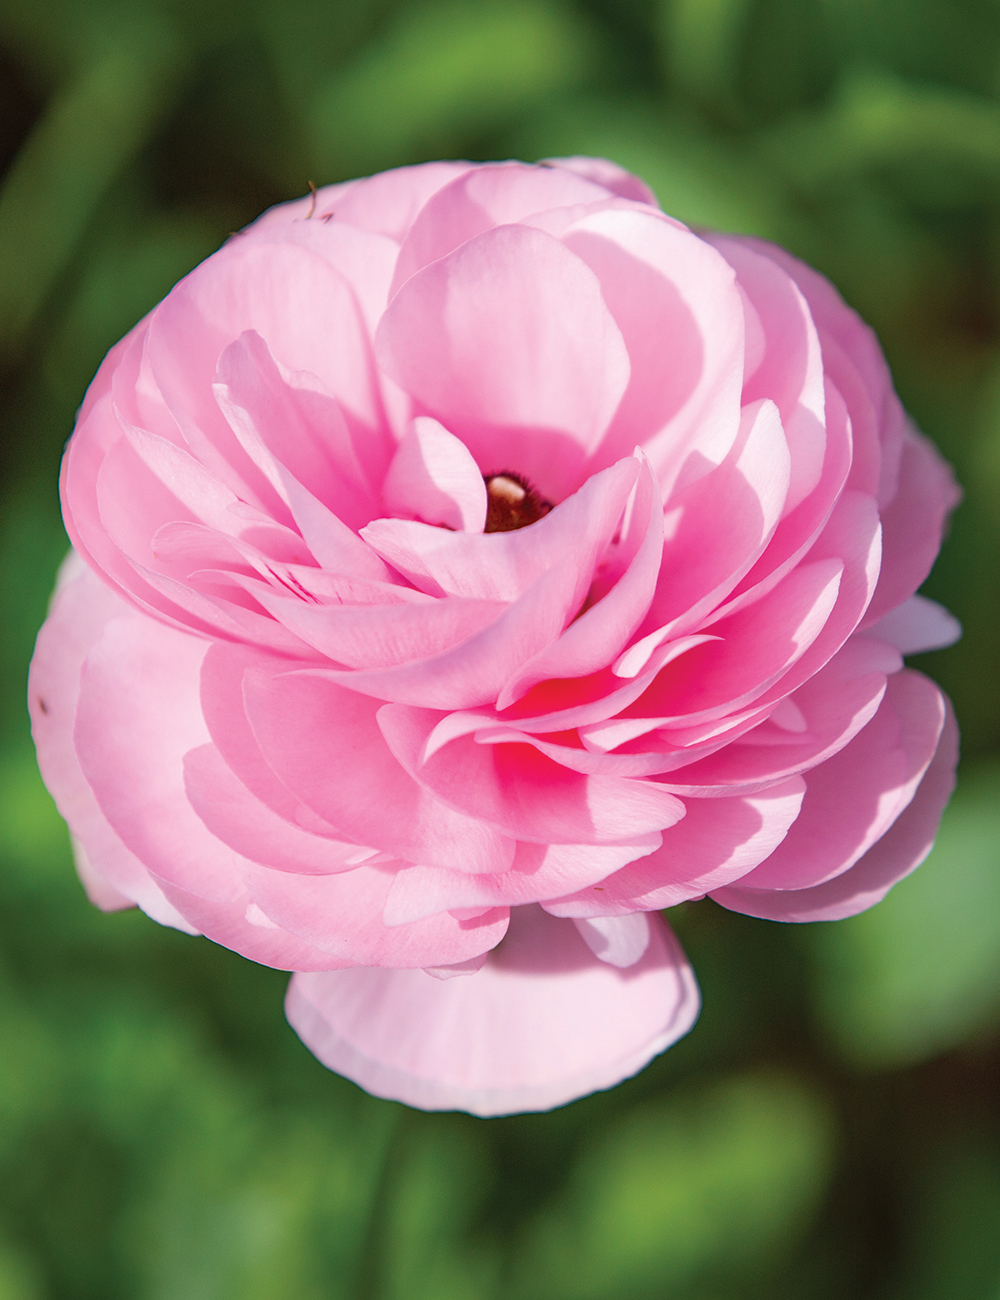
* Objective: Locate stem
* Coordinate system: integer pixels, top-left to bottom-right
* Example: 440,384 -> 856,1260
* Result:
353,1105 -> 411,1300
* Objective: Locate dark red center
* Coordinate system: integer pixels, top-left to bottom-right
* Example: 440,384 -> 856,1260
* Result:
483,473 -> 553,533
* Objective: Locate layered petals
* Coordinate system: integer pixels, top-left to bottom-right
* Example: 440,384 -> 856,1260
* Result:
34,156 -> 960,1115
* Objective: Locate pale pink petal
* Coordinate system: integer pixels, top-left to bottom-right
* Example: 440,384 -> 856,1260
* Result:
866,594 -> 962,655
381,417 -> 487,531
375,224 -> 630,498
709,375 -> 853,625
72,610 -> 240,904
498,454 -> 664,700
183,743 -> 373,875
390,161 -> 613,294
285,906 -> 699,1115
198,641 -> 343,835
147,228 -> 394,493
423,954 -> 488,980
241,583 -> 506,670
64,596 -> 355,967
546,156 -> 659,205
28,556 -> 195,930
645,398 -> 791,636
62,398 -> 230,636
625,558 -> 845,730
316,560 -> 592,709
861,428 -> 963,627
377,704 -> 686,845
708,235 -> 826,514
382,839 -> 661,923
722,670 -> 947,891
558,207 -> 744,492
544,780 -> 805,916
144,874 -> 355,971
705,489 -> 882,719
655,635 -> 899,796
361,457 -> 637,602
242,860 -> 509,967
572,912 -> 651,967
711,687 -> 957,921
242,666 -> 517,873
213,331 -> 378,531
727,233 -> 906,505
310,161 -> 475,242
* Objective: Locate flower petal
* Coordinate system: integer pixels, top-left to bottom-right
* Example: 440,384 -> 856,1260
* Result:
710,687 -> 957,922
381,416 -> 487,532
720,670 -> 947,892
285,905 -> 699,1115
376,224 -> 630,497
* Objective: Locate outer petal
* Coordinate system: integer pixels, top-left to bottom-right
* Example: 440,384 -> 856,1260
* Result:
719,670 -> 947,893
382,838 -> 661,923
563,207 -> 745,492
242,860 -> 509,967
29,555 -> 196,931
389,160 -> 614,293
378,704 -> 686,845
860,428 -> 962,627
866,594 -> 962,656
653,635 -> 898,796
251,162 -> 472,242
242,666 -> 517,873
544,779 -> 805,916
547,156 -> 659,205
69,599 -> 349,969
712,681 -> 956,920
285,905 -> 699,1116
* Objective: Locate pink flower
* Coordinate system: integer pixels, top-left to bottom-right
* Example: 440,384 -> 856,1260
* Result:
30,158 -> 960,1116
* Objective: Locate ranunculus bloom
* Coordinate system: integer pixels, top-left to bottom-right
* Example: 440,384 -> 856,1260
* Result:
30,158 -> 960,1115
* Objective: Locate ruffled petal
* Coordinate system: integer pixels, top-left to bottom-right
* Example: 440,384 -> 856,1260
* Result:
719,670 -> 947,893
561,207 -> 744,492
378,703 -> 686,844
381,417 -> 487,531
710,689 -> 957,922
285,905 -> 699,1115
861,429 -> 963,627
545,779 -> 805,915
376,224 -> 631,498
382,838 -> 661,923
866,594 -> 962,656
389,161 -> 613,294
242,860 -> 509,967
28,555 -> 195,930
242,665 -> 517,873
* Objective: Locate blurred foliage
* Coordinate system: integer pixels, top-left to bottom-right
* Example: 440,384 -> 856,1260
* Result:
2,0 -> 1000,1296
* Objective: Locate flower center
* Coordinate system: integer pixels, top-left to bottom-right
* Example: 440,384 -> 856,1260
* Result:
483,473 -> 553,533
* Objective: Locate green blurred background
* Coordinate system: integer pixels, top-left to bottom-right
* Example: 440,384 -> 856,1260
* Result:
2,0 -> 1000,1295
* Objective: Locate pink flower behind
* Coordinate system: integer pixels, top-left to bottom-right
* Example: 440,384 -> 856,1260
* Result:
29,158 -> 961,1116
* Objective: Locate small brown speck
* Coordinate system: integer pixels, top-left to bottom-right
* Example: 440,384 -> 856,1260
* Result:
37,697 -> 49,714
